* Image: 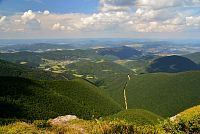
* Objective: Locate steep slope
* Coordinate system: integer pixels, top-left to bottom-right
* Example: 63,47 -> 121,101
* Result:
124,71 -> 200,117
184,52 -> 200,64
106,109 -> 163,125
0,77 -> 122,121
168,105 -> 200,133
147,55 -> 199,73
172,105 -> 200,122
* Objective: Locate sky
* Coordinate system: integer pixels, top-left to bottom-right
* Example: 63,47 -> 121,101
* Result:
0,0 -> 200,39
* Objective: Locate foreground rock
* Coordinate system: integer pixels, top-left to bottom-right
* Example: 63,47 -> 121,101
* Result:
48,115 -> 78,125
169,114 -> 180,122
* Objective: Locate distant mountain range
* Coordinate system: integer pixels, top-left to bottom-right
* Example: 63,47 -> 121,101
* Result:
0,43 -> 74,52
97,46 -> 143,59
184,52 -> 200,64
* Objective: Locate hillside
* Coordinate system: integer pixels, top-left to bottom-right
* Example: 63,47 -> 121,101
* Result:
1,106 -> 199,133
0,59 -> 71,80
0,51 -> 42,67
67,61 -> 131,87
0,76 -> 122,121
124,71 -> 200,117
114,59 -> 151,74
97,46 -> 142,59
172,105 -> 200,121
184,52 -> 200,64
147,55 -> 199,73
106,109 -> 163,125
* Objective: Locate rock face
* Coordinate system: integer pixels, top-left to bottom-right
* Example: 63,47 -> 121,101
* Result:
48,115 -> 78,125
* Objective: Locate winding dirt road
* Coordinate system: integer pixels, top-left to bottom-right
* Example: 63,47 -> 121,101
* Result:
123,74 -> 130,110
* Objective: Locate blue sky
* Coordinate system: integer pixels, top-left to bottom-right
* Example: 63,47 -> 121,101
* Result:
0,0 -> 200,39
0,0 -> 99,15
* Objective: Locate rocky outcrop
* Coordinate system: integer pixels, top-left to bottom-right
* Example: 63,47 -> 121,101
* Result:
48,115 -> 78,125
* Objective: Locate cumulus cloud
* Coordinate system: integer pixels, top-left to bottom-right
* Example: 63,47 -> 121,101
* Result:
20,10 -> 41,30
79,12 -> 130,32
21,10 -> 36,22
0,16 -> 6,23
1,0 -> 200,39
100,0 -> 200,12
137,0 -> 180,9
101,0 -> 135,6
97,0 -> 200,34
186,16 -> 200,26
136,0 -> 200,9
100,0 -> 135,12
26,19 -> 41,30
52,23 -> 65,31
43,10 -> 50,15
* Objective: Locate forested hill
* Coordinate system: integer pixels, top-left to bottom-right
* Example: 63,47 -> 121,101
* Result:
0,76 -> 122,121
0,59 -> 72,80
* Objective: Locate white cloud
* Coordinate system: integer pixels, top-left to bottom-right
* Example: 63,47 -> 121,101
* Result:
186,16 -> 200,26
97,0 -> 200,34
0,16 -> 6,23
21,10 -> 36,22
128,21 -> 183,32
100,0 -> 135,12
52,23 -> 65,31
101,0 -> 135,6
1,0 -> 200,39
100,0 -> 200,12
26,19 -> 41,30
43,10 -> 50,15
136,0 -> 200,9
79,12 -> 130,32
14,19 -> 21,23
20,10 -> 41,30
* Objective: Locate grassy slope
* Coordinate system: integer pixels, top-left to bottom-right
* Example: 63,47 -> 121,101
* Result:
1,106 -> 200,133
125,71 -> 200,117
106,109 -> 163,125
175,105 -> 200,121
0,77 -> 122,121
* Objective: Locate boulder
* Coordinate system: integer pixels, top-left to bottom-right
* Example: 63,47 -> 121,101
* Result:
48,115 -> 78,125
